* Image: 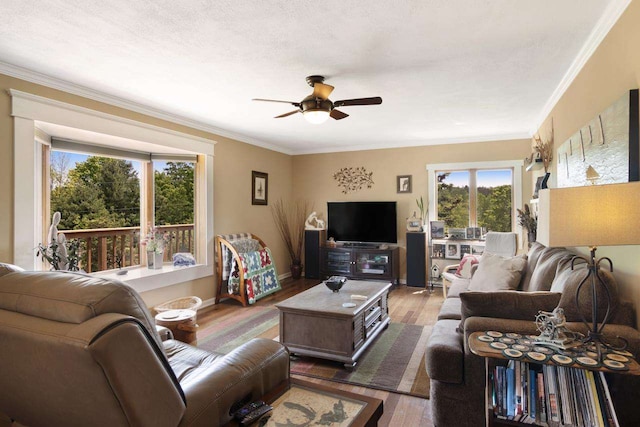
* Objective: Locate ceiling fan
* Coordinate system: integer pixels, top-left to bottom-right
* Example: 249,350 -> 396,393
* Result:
252,75 -> 382,124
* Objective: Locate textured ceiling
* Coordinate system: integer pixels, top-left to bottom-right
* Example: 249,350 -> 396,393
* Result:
0,0 -> 624,154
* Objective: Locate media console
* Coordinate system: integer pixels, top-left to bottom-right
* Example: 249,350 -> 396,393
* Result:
321,246 -> 399,285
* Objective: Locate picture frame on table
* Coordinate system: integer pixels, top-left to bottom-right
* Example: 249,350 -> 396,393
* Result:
430,221 -> 445,239
445,242 -> 461,260
252,171 -> 268,205
397,175 -> 412,193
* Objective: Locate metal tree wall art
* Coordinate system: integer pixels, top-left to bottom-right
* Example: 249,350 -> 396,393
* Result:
333,167 -> 374,194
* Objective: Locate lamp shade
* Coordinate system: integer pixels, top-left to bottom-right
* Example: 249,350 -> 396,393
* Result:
537,182 -> 640,247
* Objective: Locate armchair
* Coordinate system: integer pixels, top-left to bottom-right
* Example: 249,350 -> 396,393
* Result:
441,231 -> 517,297
0,264 -> 289,427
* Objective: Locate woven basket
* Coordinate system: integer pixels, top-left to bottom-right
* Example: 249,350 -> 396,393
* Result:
154,296 -> 203,314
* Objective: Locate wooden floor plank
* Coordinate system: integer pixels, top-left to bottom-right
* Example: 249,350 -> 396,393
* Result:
198,279 -> 442,427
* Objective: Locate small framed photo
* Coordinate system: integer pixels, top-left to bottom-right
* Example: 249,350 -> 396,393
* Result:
397,175 -> 412,193
430,221 -> 445,239
252,171 -> 268,205
471,244 -> 485,255
445,242 -> 461,260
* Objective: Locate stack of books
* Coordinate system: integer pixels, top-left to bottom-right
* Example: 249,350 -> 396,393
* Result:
490,360 -> 619,426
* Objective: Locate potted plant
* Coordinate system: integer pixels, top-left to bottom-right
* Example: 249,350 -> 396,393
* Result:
533,122 -> 554,188
416,196 -> 428,230
141,223 -> 170,269
36,211 -> 81,271
272,199 -> 312,280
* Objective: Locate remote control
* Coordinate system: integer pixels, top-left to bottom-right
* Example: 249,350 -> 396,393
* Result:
240,403 -> 273,426
234,401 -> 266,421
350,294 -> 368,300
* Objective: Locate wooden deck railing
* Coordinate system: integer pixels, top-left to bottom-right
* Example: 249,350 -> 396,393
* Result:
61,224 -> 194,273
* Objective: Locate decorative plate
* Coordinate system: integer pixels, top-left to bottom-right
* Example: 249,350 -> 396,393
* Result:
512,344 -> 531,352
603,359 -> 629,371
526,352 -> 548,362
499,338 -> 516,344
526,335 -> 539,340
532,346 -> 554,355
503,349 -> 524,359
490,342 -> 508,350
486,331 -> 503,338
606,353 -> 630,363
506,333 -> 522,339
612,349 -> 633,357
551,354 -> 573,365
518,339 -> 533,345
576,357 -> 600,367
477,335 -> 494,342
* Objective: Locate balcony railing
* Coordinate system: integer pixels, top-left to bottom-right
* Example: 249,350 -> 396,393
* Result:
60,224 -> 194,273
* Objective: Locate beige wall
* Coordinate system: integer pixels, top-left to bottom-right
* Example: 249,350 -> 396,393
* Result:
292,140 -> 533,280
535,0 -> 640,314
0,74 -> 293,307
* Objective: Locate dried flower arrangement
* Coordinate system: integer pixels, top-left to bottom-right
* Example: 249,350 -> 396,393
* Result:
533,119 -> 554,173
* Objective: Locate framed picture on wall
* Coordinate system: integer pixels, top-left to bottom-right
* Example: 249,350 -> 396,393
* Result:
252,171 -> 268,205
397,175 -> 412,193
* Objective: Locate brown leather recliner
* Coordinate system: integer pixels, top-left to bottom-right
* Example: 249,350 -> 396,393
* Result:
0,264 -> 289,427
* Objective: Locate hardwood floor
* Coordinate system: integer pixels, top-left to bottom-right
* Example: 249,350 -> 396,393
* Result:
198,279 -> 444,427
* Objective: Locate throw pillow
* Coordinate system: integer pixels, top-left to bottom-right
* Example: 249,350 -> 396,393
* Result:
550,262 -> 619,322
467,253 -> 527,292
455,255 -> 480,279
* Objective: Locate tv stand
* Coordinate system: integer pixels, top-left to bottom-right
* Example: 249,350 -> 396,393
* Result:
341,242 -> 381,249
321,246 -> 399,285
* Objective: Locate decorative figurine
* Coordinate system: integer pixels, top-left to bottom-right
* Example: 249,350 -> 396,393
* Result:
534,307 -> 582,350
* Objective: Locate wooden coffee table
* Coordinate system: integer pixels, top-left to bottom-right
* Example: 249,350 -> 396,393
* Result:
275,280 -> 391,370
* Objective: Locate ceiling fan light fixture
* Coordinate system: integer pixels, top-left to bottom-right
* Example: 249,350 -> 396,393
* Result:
303,109 -> 330,124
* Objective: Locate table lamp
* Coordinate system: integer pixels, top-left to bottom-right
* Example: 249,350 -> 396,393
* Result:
537,182 -> 640,358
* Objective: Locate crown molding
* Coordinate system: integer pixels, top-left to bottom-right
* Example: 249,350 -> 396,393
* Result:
530,0 -> 632,134
290,132 -> 531,155
0,61 -> 293,155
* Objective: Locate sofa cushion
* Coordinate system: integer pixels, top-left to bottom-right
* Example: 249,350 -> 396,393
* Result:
525,246 -> 573,292
438,297 -> 462,320
519,242 -> 546,291
551,262 -> 619,323
447,277 -> 470,298
460,291 -> 562,324
468,253 -> 527,292
425,319 -> 464,384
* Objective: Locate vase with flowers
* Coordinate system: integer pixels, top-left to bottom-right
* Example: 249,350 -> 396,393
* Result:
141,224 -> 169,269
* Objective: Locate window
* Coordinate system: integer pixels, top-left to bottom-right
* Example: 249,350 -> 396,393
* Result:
427,161 -> 523,235
11,89 -> 214,292
48,147 -> 197,273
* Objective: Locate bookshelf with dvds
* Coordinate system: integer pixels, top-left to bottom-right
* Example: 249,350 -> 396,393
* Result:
469,331 -> 640,427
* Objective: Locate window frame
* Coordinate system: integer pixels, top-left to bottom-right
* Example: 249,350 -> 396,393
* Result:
11,89 -> 215,293
426,160 -> 524,237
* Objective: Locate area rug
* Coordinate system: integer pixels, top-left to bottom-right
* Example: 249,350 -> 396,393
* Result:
197,306 -> 431,398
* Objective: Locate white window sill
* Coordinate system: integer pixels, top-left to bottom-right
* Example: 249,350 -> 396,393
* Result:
92,263 -> 213,293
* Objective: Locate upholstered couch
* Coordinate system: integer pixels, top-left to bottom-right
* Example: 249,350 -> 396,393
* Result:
425,243 -> 640,427
0,264 -> 289,427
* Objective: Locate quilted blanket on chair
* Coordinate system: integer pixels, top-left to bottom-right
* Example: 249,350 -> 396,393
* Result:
228,248 -> 281,304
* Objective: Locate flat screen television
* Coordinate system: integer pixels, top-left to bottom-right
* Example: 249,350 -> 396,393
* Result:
327,201 -> 397,244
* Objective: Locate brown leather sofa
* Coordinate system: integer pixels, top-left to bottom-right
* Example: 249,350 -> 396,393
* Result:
0,264 -> 289,427
425,243 -> 640,427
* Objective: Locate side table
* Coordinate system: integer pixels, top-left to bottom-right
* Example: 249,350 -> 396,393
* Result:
155,309 -> 198,344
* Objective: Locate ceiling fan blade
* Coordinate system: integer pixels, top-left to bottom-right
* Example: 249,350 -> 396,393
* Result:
275,110 -> 301,118
330,109 -> 349,120
253,98 -> 301,107
333,97 -> 382,107
312,83 -> 334,100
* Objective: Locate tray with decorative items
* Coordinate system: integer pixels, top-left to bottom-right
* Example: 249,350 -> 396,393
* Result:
469,331 -> 640,375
